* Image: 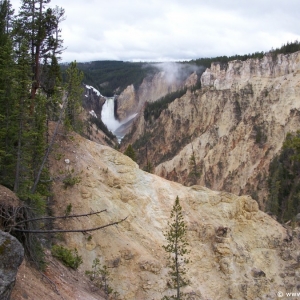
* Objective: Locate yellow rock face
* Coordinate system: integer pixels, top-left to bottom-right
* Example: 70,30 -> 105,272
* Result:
50,132 -> 300,300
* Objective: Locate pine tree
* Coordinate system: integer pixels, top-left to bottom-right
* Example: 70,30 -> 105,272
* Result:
64,61 -> 84,132
267,130 -> 300,222
13,40 -> 36,195
188,146 -> 200,183
124,144 -> 136,161
0,0 -> 64,211
162,196 -> 190,300
0,0 -> 17,188
14,0 -> 65,103
143,159 -> 153,173
85,258 -> 114,299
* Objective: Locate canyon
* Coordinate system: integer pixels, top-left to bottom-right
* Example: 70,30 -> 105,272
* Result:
5,51 -> 300,300
121,51 -> 300,208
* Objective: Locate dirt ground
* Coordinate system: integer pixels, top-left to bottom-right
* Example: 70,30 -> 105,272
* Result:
11,250 -> 106,300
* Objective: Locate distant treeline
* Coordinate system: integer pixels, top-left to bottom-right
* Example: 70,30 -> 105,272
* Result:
144,87 -> 188,122
190,40 -> 300,68
270,40 -> 300,56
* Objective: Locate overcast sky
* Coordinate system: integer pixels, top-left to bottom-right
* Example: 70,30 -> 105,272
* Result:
10,0 -> 300,63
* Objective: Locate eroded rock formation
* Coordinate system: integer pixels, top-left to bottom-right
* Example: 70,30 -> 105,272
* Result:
47,131 -> 300,299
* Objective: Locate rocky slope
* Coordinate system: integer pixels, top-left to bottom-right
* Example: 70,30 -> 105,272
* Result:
11,251 -> 106,300
122,51 -> 300,208
31,129 -> 300,300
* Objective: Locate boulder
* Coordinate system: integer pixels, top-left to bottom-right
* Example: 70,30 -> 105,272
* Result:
0,230 -> 24,300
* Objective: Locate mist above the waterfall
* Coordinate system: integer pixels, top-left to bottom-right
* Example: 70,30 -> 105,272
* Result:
151,62 -> 205,84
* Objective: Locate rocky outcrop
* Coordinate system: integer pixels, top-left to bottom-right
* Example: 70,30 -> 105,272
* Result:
47,131 -> 300,300
115,84 -> 137,120
201,52 -> 300,89
123,51 -> 300,207
0,231 -> 24,300
116,71 -> 198,121
82,84 -> 106,117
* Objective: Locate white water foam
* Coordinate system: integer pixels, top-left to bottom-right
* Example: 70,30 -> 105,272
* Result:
101,97 -> 121,132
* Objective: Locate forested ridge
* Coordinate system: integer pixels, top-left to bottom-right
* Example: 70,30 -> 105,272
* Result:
64,60 -> 157,97
191,40 -> 300,68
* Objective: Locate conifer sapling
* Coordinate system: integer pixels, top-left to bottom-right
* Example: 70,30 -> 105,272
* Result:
162,196 -> 190,299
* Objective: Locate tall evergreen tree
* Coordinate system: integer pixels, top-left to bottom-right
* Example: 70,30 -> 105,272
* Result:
14,0 -> 64,104
13,40 -> 35,195
188,146 -> 200,184
64,61 -> 84,131
162,196 -> 190,300
12,0 -> 64,199
0,0 -> 64,208
0,0 -> 17,188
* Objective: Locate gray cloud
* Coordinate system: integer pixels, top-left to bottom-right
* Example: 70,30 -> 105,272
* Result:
10,0 -> 300,62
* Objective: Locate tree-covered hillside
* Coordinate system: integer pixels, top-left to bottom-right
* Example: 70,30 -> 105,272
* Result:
66,61 -> 157,97
0,0 -> 86,268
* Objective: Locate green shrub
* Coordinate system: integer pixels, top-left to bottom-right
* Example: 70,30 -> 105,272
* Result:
85,258 -> 117,298
63,174 -> 81,188
51,245 -> 83,269
64,203 -> 72,216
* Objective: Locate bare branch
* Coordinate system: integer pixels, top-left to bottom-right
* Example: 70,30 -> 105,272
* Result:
14,216 -> 128,233
14,209 -> 107,225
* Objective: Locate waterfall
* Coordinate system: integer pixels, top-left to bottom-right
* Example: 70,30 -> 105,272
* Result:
85,84 -> 137,141
101,97 -> 121,133
101,97 -> 138,142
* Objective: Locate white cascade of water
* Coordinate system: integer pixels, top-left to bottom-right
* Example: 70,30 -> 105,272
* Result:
86,84 -> 138,140
101,96 -> 138,141
101,97 -> 121,133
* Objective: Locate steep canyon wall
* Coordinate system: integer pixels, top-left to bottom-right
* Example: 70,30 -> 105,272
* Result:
123,51 -> 300,207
